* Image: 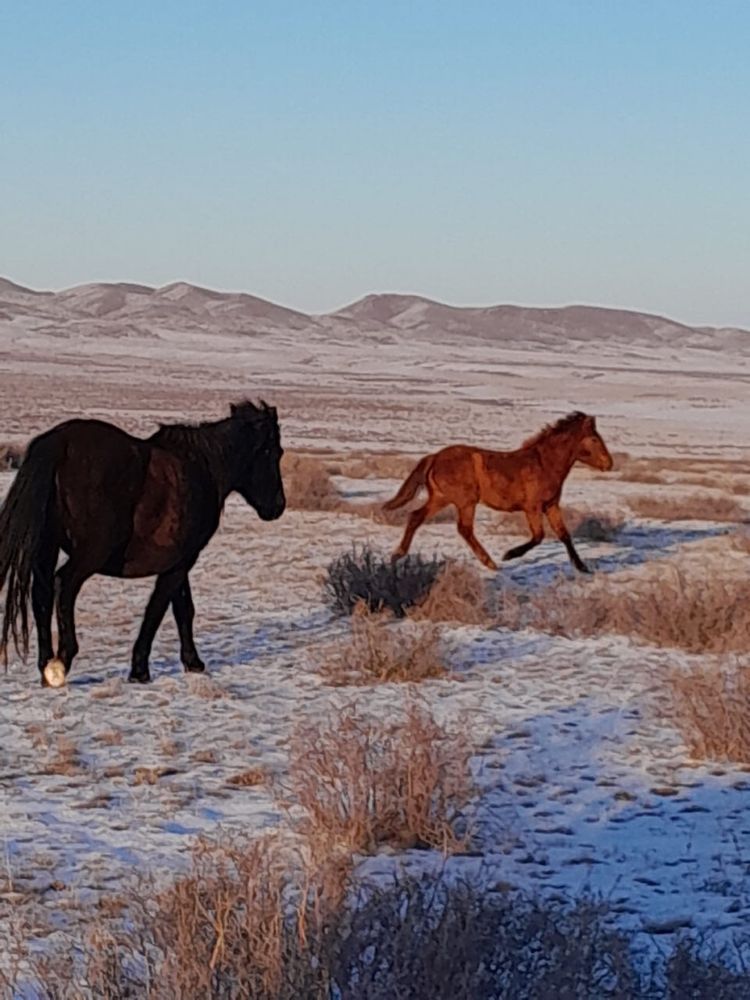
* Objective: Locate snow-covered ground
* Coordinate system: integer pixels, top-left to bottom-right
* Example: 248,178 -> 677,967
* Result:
3,297 -> 750,962
1,473 -> 748,953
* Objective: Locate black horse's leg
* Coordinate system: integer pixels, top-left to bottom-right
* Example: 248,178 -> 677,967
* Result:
54,559 -> 92,676
171,575 -> 205,673
31,535 -> 59,684
546,503 -> 590,573
129,569 -> 185,684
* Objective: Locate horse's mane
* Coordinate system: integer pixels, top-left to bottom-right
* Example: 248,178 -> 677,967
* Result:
522,411 -> 588,449
149,400 -> 273,477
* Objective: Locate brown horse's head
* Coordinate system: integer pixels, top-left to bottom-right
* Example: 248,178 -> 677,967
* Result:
575,415 -> 613,471
230,400 -> 286,520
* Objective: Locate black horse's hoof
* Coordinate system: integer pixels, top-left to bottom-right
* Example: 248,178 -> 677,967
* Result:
128,671 -> 152,684
184,660 -> 206,674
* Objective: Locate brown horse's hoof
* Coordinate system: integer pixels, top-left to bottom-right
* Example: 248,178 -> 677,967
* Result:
484,559 -> 498,572
184,661 -> 206,674
128,671 -> 152,684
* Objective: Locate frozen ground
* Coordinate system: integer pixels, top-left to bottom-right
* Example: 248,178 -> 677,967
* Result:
2,291 -> 750,960
1,474 -> 749,953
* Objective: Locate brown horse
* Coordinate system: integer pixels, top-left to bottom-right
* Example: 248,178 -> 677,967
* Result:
383,411 -> 613,573
0,401 -> 285,687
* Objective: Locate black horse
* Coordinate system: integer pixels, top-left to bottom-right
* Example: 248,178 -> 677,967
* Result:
0,400 -> 285,687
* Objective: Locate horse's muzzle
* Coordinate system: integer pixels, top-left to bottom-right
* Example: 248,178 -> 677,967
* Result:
258,495 -> 286,521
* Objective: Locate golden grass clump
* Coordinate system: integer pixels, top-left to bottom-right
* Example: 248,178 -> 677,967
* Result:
669,663 -> 750,763
627,492 -> 746,523
320,603 -> 448,685
281,452 -> 343,512
227,766 -> 267,787
410,560 -> 494,625
512,568 -> 750,655
287,700 -> 473,855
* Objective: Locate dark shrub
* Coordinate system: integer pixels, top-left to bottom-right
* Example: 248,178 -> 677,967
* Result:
324,547 -> 445,617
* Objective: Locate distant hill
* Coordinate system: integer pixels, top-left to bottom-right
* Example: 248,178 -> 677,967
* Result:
1,279 -> 747,350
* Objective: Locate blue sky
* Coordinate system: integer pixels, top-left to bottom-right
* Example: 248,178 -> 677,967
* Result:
1,1 -> 749,324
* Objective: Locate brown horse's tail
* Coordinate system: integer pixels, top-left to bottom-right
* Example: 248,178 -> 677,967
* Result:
0,433 -> 58,663
382,455 -> 432,510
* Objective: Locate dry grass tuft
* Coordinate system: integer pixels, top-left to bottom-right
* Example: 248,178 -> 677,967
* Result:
628,491 -> 746,523
286,700 -> 473,854
186,673 -> 228,699
669,663 -> 750,762
410,560 -> 494,625
320,603 -> 448,685
508,568 -> 750,655
227,766 -> 267,787
6,849 -> 750,997
0,441 -> 24,470
730,525 -> 750,553
41,736 -> 84,777
131,832 -> 349,999
282,453 -> 343,512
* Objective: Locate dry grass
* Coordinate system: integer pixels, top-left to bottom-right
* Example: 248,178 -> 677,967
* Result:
7,863 -> 749,998
320,603 -> 448,685
628,491 -> 746,523
505,568 -> 750,655
41,736 -> 84,777
286,700 -> 473,855
410,560 -> 494,625
0,441 -> 23,470
669,663 -> 750,763
282,452 -> 344,512
730,525 -> 750,553
227,766 -> 267,787
186,673 -> 229,700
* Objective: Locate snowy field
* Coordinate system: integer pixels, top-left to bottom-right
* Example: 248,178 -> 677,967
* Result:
3,286 -> 750,979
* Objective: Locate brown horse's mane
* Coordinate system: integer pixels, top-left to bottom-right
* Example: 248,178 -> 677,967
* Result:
521,411 -> 588,449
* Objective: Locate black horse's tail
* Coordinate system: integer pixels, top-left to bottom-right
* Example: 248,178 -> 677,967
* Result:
0,434 -> 59,663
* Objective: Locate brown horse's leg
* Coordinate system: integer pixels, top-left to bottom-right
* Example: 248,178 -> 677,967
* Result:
130,568 -> 187,683
502,509 -> 544,562
392,493 -> 447,560
457,505 -> 498,571
546,503 -> 590,573
172,575 -> 205,673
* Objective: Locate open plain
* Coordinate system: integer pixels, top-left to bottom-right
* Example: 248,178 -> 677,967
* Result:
3,279 -> 750,988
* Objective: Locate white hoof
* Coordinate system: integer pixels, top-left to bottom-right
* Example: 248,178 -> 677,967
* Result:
43,659 -> 66,688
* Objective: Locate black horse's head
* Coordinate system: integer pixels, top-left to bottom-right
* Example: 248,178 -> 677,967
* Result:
229,400 -> 285,521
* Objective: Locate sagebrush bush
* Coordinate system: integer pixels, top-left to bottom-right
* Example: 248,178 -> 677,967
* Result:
286,700 -> 473,854
566,509 -> 625,542
324,547 -> 445,617
320,603 -> 448,685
